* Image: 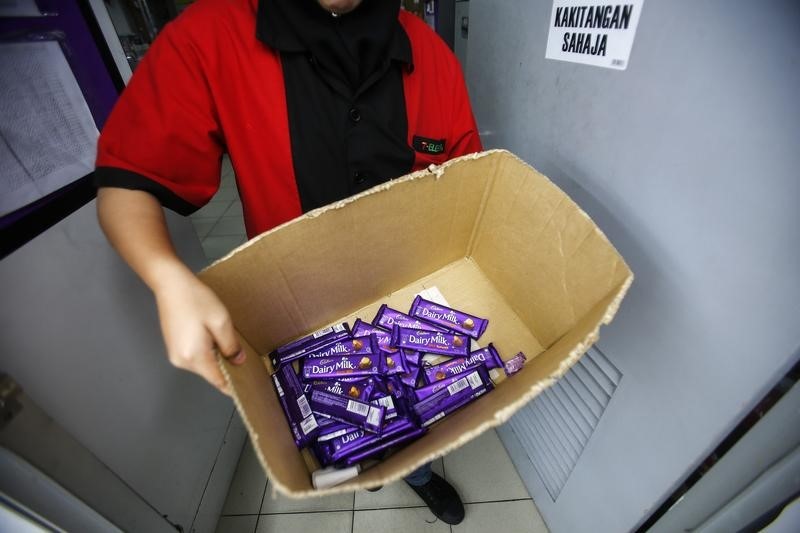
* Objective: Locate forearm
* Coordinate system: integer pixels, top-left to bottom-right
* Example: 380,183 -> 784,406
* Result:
96,187 -> 193,293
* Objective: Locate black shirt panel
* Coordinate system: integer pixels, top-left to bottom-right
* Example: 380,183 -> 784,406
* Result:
280,51 -> 414,212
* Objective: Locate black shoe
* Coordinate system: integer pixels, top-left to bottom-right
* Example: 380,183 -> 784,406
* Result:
406,472 -> 465,525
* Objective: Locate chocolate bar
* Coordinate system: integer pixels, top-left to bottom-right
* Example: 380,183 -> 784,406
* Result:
272,364 -> 320,447
370,393 -> 399,420
423,344 -> 503,383
270,322 -> 351,369
380,351 -> 409,376
322,416 -> 418,463
340,426 -> 427,467
399,361 -> 421,388
402,349 -> 421,366
409,296 -> 488,340
414,366 -> 490,401
372,304 -> 449,332
316,421 -> 360,443
310,389 -> 385,434
504,352 -> 527,376
390,326 -> 470,357
413,366 -> 494,427
305,335 -> 379,359
301,353 -> 382,380
311,378 -> 375,402
352,319 -> 397,353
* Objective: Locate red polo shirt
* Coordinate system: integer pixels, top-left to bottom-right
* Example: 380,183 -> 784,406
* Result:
95,0 -> 481,238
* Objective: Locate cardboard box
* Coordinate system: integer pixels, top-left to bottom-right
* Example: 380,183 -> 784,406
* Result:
200,150 -> 633,497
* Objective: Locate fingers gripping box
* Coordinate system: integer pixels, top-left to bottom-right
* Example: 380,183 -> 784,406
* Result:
199,150 -> 633,498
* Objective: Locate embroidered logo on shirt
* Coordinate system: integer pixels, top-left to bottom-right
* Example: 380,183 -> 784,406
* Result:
413,136 -> 446,155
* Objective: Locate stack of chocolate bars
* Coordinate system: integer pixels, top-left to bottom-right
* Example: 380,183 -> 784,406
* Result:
268,295 -> 527,470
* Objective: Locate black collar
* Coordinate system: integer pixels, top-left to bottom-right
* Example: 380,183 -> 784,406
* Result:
255,0 -> 413,71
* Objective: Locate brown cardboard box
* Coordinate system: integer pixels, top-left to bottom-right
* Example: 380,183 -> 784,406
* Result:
200,150 -> 633,497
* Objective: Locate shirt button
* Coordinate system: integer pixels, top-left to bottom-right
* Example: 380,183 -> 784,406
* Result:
349,108 -> 361,123
353,171 -> 366,184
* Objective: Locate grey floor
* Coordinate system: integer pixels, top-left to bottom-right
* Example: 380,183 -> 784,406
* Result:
215,429 -> 548,533
195,159 -> 548,533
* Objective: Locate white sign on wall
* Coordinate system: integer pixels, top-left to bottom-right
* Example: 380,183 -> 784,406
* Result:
545,0 -> 644,70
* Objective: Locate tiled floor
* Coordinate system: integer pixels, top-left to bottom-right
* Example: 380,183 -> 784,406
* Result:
214,429 -> 549,533
190,156 -> 247,262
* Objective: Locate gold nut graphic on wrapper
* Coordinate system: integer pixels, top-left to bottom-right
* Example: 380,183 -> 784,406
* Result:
386,357 -> 396,368
348,386 -> 360,398
463,318 -> 474,330
352,339 -> 363,350
453,337 -> 463,347
435,371 -> 447,381
358,357 -> 372,369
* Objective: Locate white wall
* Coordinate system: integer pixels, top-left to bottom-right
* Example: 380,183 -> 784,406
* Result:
0,201 -> 235,531
467,1 -> 800,531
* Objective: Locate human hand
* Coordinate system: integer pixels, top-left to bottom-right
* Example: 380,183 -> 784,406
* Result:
153,269 -> 246,395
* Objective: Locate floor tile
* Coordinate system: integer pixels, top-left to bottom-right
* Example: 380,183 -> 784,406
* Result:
452,500 -> 549,533
260,482 -> 353,514
192,218 -> 218,239
221,156 -> 234,179
255,511 -> 352,533
443,429 -> 530,503
224,201 -> 244,219
208,216 -> 246,237
214,515 -> 257,533
220,439 -> 268,515
353,507 -> 450,533
202,235 -> 247,261
193,199 -> 233,219
212,186 -> 240,202
354,458 -> 443,510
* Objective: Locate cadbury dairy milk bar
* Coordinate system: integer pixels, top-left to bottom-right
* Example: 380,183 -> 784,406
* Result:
412,366 -> 494,427
302,352 -> 382,380
409,296 -> 488,340
320,416 -> 418,463
305,335 -> 379,359
272,364 -> 320,447
390,326 -> 469,357
309,389 -> 385,434
372,304 -> 449,332
414,366 -> 491,401
504,352 -> 527,375
340,426 -> 427,467
270,322 -> 351,369
310,378 -> 375,401
423,344 -> 504,384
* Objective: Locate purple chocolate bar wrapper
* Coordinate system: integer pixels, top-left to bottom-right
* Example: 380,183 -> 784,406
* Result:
370,393 -> 399,420
504,352 -> 527,375
423,344 -> 503,384
270,323 -> 351,369
302,353 -> 382,380
351,319 -> 400,355
399,361 -> 421,388
324,417 -> 416,462
316,421 -> 360,443
390,326 -> 469,357
413,366 -> 494,427
340,427 -> 427,466
372,304 -> 449,332
414,366 -> 489,401
380,351 -> 409,376
272,366 -> 319,447
311,378 -> 375,402
402,349 -> 421,366
409,295 -> 489,340
310,389 -> 385,434
305,335 -> 379,359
